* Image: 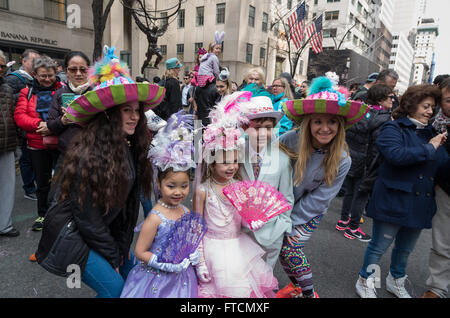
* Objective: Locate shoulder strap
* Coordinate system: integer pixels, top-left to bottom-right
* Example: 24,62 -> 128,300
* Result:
27,87 -> 34,101
150,209 -> 168,221
10,72 -> 26,85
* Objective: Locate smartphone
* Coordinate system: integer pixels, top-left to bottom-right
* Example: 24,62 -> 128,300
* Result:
61,93 -> 76,109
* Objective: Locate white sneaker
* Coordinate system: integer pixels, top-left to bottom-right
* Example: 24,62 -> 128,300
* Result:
386,272 -> 411,298
355,275 -> 377,298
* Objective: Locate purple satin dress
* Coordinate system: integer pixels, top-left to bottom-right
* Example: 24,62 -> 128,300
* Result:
120,208 -> 198,298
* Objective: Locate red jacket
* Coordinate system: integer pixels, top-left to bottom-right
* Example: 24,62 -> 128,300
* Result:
14,85 -> 61,149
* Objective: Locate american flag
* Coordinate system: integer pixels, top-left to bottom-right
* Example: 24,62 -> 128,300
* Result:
287,1 -> 306,50
307,14 -> 323,54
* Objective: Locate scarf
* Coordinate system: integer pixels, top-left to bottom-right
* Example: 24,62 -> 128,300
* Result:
68,81 -> 91,95
432,109 -> 450,134
407,116 -> 428,129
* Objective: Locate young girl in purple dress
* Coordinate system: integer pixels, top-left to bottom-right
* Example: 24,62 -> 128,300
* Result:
121,111 -> 200,298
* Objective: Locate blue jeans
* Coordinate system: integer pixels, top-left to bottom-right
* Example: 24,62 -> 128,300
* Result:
359,219 -> 422,279
140,193 -> 153,218
82,250 -> 137,298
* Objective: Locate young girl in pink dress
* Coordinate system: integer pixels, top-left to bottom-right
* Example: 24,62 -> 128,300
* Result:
193,92 -> 278,298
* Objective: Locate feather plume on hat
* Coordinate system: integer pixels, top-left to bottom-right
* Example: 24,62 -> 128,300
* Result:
202,92 -> 250,163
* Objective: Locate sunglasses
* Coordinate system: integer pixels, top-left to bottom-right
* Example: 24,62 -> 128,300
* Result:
0,64 -> 7,69
67,67 -> 88,74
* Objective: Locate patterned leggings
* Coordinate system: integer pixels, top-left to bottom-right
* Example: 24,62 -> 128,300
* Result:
279,215 -> 322,297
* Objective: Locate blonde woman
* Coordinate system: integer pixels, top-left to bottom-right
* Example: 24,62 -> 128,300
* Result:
276,77 -> 369,298
154,57 -> 182,120
271,77 -> 294,135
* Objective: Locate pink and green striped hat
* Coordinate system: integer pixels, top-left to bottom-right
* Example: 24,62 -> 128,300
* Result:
66,46 -> 165,126
282,77 -> 369,129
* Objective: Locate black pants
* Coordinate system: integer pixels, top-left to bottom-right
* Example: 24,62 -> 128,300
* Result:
194,81 -> 218,127
29,148 -> 59,217
340,175 -> 370,229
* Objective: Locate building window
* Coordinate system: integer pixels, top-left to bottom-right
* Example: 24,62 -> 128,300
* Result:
323,28 -> 337,38
262,13 -> 268,32
327,0 -> 341,2
216,3 -> 226,24
44,0 -> 66,22
161,12 -> 168,29
357,2 -> 362,13
287,0 -> 292,9
177,44 -> 184,55
194,42 -> 204,53
249,5 -> 255,27
177,9 -> 185,28
314,0 -> 318,5
260,47 -> 266,67
160,45 -> 167,56
246,43 -> 253,64
325,11 -> 339,20
196,6 -> 204,26
0,0 -> 9,10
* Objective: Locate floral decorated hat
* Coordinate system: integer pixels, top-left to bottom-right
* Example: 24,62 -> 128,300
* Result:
282,77 -> 369,129
149,110 -> 196,173
65,46 -> 166,126
202,91 -> 251,163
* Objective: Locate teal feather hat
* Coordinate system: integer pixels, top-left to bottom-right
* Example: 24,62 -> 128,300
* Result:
282,76 -> 369,129
66,46 -> 166,126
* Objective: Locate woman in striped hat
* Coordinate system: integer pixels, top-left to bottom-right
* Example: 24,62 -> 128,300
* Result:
276,76 -> 369,298
35,46 -> 166,298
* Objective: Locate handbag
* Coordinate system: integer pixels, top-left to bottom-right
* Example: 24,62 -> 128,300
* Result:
37,198 -> 89,277
39,219 -> 89,277
43,135 -> 58,149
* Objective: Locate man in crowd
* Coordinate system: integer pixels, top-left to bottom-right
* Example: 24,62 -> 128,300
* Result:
351,72 -> 378,102
6,49 -> 40,202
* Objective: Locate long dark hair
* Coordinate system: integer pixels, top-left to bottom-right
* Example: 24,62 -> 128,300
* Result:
56,103 -> 152,212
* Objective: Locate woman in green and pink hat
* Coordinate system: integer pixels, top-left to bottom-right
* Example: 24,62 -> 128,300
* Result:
276,76 -> 369,298
35,46 -> 165,298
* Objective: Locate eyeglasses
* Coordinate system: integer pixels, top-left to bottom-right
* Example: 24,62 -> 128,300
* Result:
272,85 -> 284,88
67,67 -> 88,74
37,74 -> 56,80
0,65 -> 7,70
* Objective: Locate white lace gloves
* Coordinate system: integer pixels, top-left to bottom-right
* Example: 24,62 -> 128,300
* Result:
194,241 -> 211,283
147,254 -> 190,273
189,250 -> 200,266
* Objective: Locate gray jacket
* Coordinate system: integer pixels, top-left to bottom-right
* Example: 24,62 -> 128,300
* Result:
279,130 -> 351,230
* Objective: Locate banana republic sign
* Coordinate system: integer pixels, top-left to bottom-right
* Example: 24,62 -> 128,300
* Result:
0,31 -> 58,46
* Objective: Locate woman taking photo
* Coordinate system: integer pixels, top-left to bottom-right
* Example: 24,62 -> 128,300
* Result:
271,77 -> 294,135
35,46 -> 165,298
278,77 -> 369,298
47,51 -> 91,174
354,84 -> 449,298
14,55 -> 62,231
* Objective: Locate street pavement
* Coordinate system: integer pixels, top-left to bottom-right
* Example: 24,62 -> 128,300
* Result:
0,170 -> 438,298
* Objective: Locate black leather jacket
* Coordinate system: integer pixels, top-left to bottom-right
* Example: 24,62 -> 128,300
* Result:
36,148 -> 141,275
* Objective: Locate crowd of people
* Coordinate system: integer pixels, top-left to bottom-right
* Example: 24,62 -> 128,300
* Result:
0,36 -> 449,300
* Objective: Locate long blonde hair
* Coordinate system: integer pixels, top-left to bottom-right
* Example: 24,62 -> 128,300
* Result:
280,115 -> 348,187
273,77 -> 294,100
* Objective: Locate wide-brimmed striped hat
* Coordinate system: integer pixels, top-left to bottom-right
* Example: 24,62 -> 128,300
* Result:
66,46 -> 165,126
283,77 -> 369,129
